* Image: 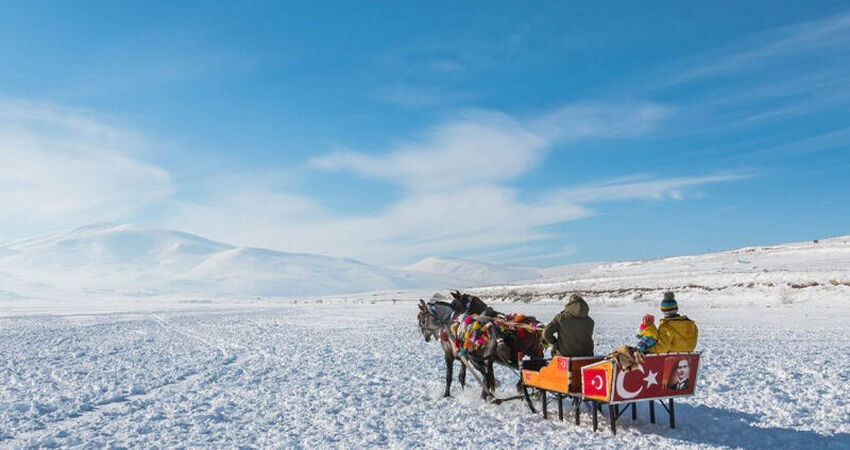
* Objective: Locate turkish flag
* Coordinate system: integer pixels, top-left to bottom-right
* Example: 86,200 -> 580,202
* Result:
557,357 -> 569,371
583,368 -> 608,398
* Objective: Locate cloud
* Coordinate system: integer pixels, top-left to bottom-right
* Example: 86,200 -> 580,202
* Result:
311,102 -> 670,190
255,102 -> 745,264
0,99 -> 743,266
746,127 -> 850,159
625,10 -> 850,137
161,181 -> 591,264
548,173 -> 751,204
0,101 -> 173,236
163,167 -> 744,265
669,11 -> 850,85
310,110 -> 547,189
531,102 -> 672,142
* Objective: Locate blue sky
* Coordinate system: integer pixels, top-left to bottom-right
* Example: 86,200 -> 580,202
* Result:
1,1 -> 849,266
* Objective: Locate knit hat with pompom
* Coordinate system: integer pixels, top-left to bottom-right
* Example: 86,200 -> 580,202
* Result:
660,291 -> 679,318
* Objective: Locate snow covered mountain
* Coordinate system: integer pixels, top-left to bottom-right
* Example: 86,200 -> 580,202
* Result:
2,223 -> 848,306
404,256 -> 541,286
0,223 -> 446,300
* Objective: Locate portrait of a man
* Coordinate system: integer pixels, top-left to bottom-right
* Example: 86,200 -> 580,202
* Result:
667,359 -> 691,391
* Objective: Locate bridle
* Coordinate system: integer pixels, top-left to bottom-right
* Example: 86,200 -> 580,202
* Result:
418,302 -> 454,343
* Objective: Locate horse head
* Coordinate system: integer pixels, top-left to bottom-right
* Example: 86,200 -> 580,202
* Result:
417,299 -> 435,342
449,291 -> 488,315
449,291 -> 463,313
419,299 -> 454,343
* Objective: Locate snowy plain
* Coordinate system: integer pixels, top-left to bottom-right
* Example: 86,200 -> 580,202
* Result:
1,229 -> 849,448
1,300 -> 848,449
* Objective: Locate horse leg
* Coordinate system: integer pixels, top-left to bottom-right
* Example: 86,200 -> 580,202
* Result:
458,359 -> 467,389
443,353 -> 454,397
486,360 -> 496,399
479,361 -> 490,399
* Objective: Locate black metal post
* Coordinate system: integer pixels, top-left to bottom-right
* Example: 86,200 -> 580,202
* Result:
541,391 -> 548,419
608,405 -> 617,435
574,398 -> 581,425
669,399 -> 676,429
557,395 -> 564,421
522,385 -> 536,414
649,400 -> 655,423
631,402 -> 637,420
592,401 -> 598,431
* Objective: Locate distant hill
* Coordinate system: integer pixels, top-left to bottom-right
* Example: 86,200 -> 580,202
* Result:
404,256 -> 541,287
2,224 -> 847,306
470,236 -> 850,306
0,223 -> 530,300
0,223 -> 429,300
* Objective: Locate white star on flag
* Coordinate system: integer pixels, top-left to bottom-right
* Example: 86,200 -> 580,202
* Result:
643,370 -> 659,388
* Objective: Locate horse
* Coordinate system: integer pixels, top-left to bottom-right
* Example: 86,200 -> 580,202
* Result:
417,299 -> 467,397
418,298 -> 546,401
449,290 -> 488,316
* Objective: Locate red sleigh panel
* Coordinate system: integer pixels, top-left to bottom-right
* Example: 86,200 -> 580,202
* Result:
581,353 -> 701,404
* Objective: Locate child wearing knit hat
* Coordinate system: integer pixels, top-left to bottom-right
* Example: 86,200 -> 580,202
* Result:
648,291 -> 699,354
636,314 -> 659,353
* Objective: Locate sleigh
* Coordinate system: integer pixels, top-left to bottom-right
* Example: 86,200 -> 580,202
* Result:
522,352 -> 701,434
579,352 -> 701,433
520,356 -> 603,420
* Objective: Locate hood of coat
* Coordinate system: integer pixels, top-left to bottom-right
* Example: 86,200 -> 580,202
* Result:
562,297 -> 589,318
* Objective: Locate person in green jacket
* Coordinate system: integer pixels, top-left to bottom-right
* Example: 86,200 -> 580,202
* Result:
543,294 -> 595,357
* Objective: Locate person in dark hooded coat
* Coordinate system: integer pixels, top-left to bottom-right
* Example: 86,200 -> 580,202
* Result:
543,294 -> 595,357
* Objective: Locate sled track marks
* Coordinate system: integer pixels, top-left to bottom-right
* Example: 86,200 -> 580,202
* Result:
5,366 -> 210,447
1,313 -> 265,447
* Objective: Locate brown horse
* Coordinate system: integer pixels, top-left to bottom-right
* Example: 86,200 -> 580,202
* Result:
419,295 -> 545,401
449,290 -> 488,315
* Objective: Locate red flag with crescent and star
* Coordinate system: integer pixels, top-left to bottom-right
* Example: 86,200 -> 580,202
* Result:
583,367 -> 609,400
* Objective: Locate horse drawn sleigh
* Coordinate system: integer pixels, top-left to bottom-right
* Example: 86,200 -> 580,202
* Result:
417,291 -> 701,435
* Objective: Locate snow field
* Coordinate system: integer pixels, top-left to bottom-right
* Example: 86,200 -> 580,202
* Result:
0,302 -> 848,448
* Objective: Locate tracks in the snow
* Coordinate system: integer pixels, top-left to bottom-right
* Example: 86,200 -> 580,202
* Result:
4,313 -> 274,446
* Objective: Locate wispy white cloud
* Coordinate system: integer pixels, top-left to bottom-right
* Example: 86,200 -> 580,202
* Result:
161,181 -> 590,264
309,110 -> 546,189
281,102 -> 740,264
548,173 -> 751,204
531,102 -> 672,142
643,10 -> 850,135
311,102 -> 671,190
0,101 -> 173,236
164,168 -> 744,265
668,12 -> 850,86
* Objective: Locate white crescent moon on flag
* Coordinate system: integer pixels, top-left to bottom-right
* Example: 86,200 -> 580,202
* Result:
592,374 -> 603,390
616,370 -> 643,399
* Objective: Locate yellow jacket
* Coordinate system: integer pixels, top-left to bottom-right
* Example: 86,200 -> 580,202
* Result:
649,316 -> 698,353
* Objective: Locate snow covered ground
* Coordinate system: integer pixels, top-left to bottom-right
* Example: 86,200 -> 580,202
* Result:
2,300 -> 848,448
472,236 -> 850,310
